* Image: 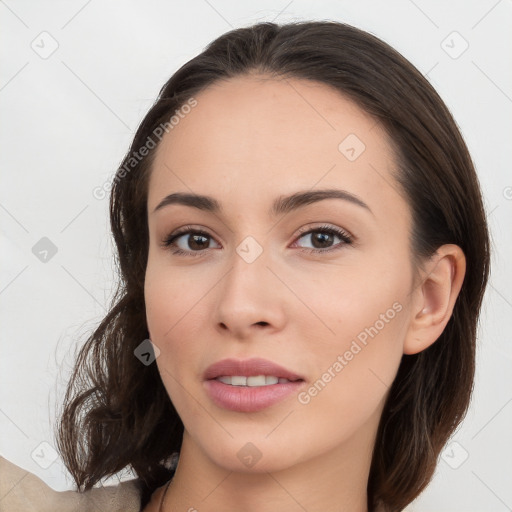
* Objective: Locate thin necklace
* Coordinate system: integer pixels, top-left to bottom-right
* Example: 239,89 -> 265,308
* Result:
158,479 -> 172,512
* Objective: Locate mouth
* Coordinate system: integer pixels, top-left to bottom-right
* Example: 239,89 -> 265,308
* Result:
214,375 -> 300,387
203,357 -> 305,382
203,358 -> 306,412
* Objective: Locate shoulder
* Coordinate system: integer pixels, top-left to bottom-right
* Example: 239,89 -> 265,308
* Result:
0,455 -> 142,512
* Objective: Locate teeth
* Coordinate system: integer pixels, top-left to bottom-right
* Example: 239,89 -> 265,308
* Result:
216,375 -> 288,387
231,375 -> 247,386
247,375 -> 266,386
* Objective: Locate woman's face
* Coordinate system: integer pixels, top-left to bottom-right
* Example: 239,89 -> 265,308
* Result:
144,75 -> 417,473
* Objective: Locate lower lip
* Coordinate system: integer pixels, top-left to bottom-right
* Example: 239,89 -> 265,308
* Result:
204,379 -> 304,412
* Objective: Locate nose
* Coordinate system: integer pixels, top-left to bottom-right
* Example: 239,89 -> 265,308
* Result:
213,245 -> 287,341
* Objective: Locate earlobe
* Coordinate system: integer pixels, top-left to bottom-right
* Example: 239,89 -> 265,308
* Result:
403,244 -> 466,355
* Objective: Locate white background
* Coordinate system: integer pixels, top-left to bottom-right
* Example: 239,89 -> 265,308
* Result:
1,1 -> 511,510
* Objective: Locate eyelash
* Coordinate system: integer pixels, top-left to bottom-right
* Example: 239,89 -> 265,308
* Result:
161,224 -> 353,258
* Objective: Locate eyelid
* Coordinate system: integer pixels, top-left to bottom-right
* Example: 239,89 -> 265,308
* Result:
160,224 -> 219,248
294,223 -> 353,241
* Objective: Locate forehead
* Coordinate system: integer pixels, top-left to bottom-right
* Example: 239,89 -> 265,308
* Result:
148,74 -> 404,221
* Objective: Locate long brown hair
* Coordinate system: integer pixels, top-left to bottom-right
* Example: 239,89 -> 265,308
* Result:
55,21 -> 490,511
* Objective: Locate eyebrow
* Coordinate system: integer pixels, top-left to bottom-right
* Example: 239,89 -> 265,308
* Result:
152,189 -> 372,216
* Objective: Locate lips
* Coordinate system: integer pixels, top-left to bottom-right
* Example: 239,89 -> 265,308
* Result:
203,357 -> 305,382
203,358 -> 306,412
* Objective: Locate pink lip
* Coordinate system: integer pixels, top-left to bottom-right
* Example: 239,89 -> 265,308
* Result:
203,358 -> 306,413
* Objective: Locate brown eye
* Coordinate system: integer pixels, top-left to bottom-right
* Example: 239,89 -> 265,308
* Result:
162,227 -> 221,257
294,225 -> 353,253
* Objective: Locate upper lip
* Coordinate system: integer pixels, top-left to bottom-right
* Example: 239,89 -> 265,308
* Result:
204,358 -> 305,381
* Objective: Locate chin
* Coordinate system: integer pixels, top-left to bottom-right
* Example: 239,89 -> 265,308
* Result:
194,433 -> 307,474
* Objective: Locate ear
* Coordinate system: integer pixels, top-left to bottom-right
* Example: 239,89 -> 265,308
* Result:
403,244 -> 466,355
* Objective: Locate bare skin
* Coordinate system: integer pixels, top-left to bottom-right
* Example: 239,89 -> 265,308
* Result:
143,74 -> 465,512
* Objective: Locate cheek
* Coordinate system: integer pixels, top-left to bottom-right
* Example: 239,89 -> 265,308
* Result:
292,258 -> 410,419
144,261 -> 211,404
145,291 -> 199,423
293,301 -> 406,452
144,253 -> 208,340
290,251 -> 410,353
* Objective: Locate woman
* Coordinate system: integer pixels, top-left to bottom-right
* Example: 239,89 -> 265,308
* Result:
3,20 -> 490,512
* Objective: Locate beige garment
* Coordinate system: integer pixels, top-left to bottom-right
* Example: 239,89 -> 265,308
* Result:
0,455 -> 142,512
